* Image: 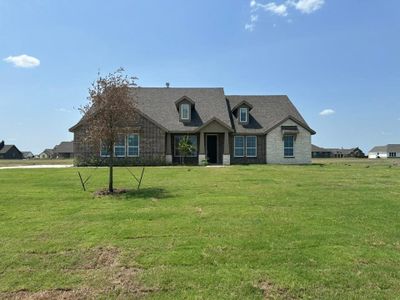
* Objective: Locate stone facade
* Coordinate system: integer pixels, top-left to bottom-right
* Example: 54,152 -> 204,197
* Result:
266,119 -> 312,164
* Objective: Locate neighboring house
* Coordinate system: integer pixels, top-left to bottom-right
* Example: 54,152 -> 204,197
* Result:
22,151 -> 34,159
312,145 -> 365,158
368,144 -> 400,159
53,141 -> 74,159
0,140 -> 23,159
39,149 -> 54,159
70,87 -> 316,165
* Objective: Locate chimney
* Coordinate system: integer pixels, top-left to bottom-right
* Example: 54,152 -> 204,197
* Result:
0,140 -> 4,150
165,82 -> 170,88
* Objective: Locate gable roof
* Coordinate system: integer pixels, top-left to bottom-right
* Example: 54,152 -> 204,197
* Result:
40,149 -> 54,156
227,95 -> 314,134
0,145 -> 16,154
70,88 -> 314,135
132,88 -> 231,132
53,141 -> 74,154
369,144 -> 400,153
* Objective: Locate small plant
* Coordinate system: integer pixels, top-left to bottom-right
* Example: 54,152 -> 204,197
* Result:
178,136 -> 195,165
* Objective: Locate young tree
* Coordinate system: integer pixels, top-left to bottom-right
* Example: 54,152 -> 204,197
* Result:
178,136 -> 195,165
79,68 -> 138,193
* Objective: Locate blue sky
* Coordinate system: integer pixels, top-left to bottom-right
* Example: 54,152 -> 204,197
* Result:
0,0 -> 399,154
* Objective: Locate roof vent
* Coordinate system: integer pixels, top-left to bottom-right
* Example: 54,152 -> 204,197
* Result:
166,82 -> 170,88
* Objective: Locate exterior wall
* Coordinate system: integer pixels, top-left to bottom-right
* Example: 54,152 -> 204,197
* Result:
369,152 -> 388,159
73,114 -> 165,166
230,134 -> 266,164
266,119 -> 312,164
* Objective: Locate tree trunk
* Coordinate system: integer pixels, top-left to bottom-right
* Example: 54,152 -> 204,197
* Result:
109,146 -> 114,193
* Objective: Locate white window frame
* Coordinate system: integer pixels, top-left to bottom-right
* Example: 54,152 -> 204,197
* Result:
100,141 -> 110,157
246,136 -> 257,157
283,135 -> 295,158
239,107 -> 248,123
114,135 -> 126,158
127,134 -> 140,157
180,103 -> 190,120
174,135 -> 198,157
234,136 -> 245,157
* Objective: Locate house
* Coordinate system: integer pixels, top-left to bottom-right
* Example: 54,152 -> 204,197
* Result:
312,145 -> 365,158
0,140 -> 23,159
70,87 -> 316,165
368,144 -> 400,159
38,149 -> 54,159
53,141 -> 74,159
22,151 -> 34,159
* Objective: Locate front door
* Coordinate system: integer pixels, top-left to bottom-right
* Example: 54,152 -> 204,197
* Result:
206,135 -> 218,164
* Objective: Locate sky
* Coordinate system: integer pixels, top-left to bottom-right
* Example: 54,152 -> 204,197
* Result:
0,0 -> 399,154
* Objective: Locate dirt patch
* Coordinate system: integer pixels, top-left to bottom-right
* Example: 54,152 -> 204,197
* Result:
93,188 -> 129,197
2,246 -> 157,300
257,280 -> 296,299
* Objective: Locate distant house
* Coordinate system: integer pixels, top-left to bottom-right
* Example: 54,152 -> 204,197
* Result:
22,151 -> 34,159
368,144 -> 400,159
53,141 -> 74,159
39,149 -> 54,159
0,140 -> 23,159
312,144 -> 365,158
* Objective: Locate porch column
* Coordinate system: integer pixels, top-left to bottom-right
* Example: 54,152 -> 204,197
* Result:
198,131 -> 206,165
223,131 -> 230,165
166,133 -> 172,164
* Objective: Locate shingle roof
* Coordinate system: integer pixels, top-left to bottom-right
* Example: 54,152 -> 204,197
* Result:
0,145 -> 14,154
53,141 -> 73,154
70,88 -> 314,135
132,88 -> 231,132
369,144 -> 400,153
226,95 -> 314,134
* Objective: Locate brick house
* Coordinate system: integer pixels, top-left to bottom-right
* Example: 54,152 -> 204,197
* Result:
70,87 -> 315,165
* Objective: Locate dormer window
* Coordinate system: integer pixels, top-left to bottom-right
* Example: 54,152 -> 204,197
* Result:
180,103 -> 190,121
239,107 -> 248,123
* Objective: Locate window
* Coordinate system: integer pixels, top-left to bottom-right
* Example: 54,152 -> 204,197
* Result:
174,135 -> 197,157
234,136 -> 244,157
127,134 -> 139,157
389,152 -> 397,158
114,135 -> 126,157
234,136 -> 258,158
100,142 -> 110,157
246,136 -> 257,157
283,135 -> 294,157
239,107 -> 248,123
180,103 -> 190,120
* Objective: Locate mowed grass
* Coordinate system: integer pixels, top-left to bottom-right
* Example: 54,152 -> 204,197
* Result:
0,161 -> 400,299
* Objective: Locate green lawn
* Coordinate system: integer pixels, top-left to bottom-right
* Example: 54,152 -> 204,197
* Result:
0,161 -> 400,299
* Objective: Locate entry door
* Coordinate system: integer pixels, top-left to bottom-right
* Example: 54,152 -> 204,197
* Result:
207,135 -> 218,164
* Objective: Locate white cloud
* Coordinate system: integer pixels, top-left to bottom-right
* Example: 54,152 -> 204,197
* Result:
319,109 -> 335,116
289,0 -> 325,14
245,23 -> 256,31
262,2 -> 288,16
3,54 -> 40,68
250,0 -> 257,7
250,14 -> 258,22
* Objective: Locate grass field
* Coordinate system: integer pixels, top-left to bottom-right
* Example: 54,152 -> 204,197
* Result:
1,160 -> 400,299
